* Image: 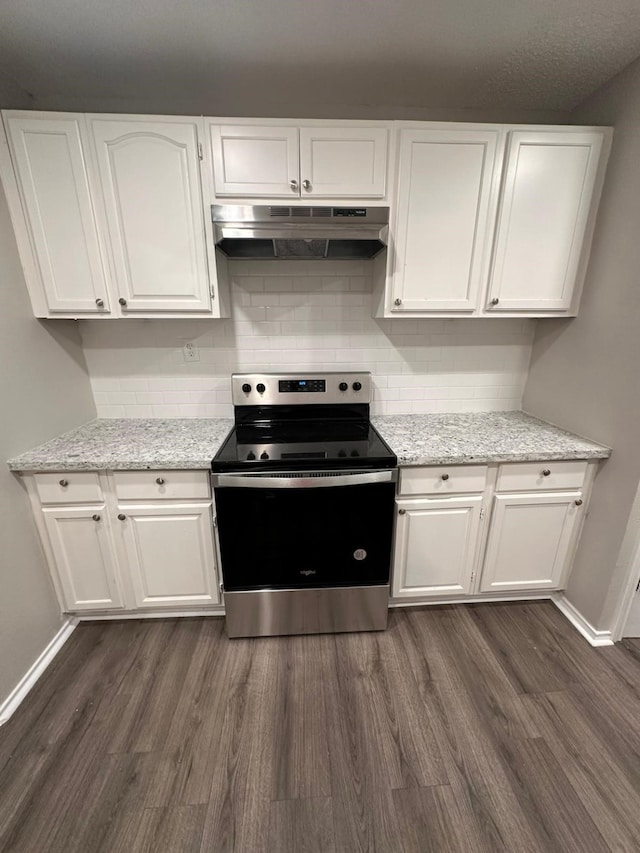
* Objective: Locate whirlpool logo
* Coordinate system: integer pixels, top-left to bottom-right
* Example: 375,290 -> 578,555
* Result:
300,569 -> 317,576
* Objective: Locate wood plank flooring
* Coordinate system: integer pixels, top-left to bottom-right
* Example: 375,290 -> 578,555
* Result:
1,602 -> 639,852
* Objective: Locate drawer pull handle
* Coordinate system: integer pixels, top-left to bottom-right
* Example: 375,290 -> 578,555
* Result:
574,499 -> 583,506
441,473 -> 450,481
59,479 -> 69,487
398,508 -> 406,515
542,469 -> 551,476
156,477 -> 165,485
118,513 -> 126,521
92,514 -> 101,522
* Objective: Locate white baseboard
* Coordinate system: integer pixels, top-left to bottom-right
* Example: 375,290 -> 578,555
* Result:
390,592 -> 552,608
553,594 -> 614,647
76,607 -> 225,621
0,617 -> 78,727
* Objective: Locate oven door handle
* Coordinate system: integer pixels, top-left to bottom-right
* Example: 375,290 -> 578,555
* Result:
212,470 -> 397,489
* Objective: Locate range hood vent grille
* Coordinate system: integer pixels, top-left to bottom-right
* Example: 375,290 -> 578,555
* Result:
268,206 -> 332,218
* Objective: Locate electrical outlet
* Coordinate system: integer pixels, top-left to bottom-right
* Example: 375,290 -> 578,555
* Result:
182,341 -> 200,362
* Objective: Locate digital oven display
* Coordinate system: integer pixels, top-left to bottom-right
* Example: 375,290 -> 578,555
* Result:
278,379 -> 326,393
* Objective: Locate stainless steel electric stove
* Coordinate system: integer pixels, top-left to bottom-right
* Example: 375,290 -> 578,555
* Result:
211,372 -> 397,638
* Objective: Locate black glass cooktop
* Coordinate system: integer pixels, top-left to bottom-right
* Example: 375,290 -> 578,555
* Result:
212,420 -> 397,472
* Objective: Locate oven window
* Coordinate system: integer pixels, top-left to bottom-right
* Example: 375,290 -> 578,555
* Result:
215,481 -> 395,591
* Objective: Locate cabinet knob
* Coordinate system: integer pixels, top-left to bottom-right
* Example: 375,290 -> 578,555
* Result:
441,473 -> 450,481
118,297 -> 127,307
95,298 -> 104,308
574,499 -> 583,506
394,298 -> 402,306
289,179 -> 298,190
398,508 -> 406,515
92,514 -> 101,522
59,479 -> 69,487
156,477 -> 165,485
542,469 -> 551,476
117,513 -> 126,521
490,297 -> 499,306
302,179 -> 311,191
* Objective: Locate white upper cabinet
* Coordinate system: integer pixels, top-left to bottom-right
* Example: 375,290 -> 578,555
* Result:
208,122 -> 388,199
1,113 -> 110,315
210,124 -> 299,197
486,130 -> 605,313
298,127 -> 387,198
390,128 -> 502,313
88,117 -> 212,313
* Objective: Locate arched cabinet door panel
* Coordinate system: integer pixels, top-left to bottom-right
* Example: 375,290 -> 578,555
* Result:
88,117 -> 212,313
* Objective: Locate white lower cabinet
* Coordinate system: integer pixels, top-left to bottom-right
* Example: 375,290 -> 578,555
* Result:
391,459 -> 593,603
116,501 -> 219,608
42,505 -> 124,611
32,470 -> 220,614
480,492 -> 583,593
392,496 -> 483,598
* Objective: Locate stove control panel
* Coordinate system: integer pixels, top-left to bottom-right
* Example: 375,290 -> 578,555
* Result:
232,372 -> 372,406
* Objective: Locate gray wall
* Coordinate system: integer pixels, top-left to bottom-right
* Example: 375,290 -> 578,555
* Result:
523,56 -> 640,630
0,171 -> 96,709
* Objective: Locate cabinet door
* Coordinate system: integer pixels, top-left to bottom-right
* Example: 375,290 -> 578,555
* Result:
480,492 -> 583,592
392,496 -> 483,598
42,505 -> 123,611
209,124 -> 299,197
487,130 -> 604,313
2,114 -> 109,314
392,129 -> 501,313
89,117 -> 211,312
299,126 -> 388,198
118,502 -> 219,608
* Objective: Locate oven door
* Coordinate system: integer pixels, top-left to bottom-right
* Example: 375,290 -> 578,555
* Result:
212,470 -> 397,591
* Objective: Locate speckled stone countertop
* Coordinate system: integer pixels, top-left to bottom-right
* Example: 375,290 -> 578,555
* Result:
7,419 -> 234,472
372,411 -> 610,466
7,412 -> 610,472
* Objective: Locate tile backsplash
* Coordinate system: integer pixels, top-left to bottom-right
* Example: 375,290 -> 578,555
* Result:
80,261 -> 535,418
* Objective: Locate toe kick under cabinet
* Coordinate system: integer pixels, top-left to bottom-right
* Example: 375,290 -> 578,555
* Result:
392,459 -> 597,602
25,470 -> 220,614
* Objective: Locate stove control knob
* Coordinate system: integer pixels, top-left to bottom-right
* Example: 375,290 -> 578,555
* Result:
247,451 -> 256,460
352,381 -> 362,391
350,449 -> 360,457
260,451 -> 269,460
242,383 -> 251,393
338,449 -> 347,457
256,383 -> 266,394
339,382 -> 348,392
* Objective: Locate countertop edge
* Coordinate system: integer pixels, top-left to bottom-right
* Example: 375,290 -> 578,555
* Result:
8,449 -> 611,474
397,449 -> 611,467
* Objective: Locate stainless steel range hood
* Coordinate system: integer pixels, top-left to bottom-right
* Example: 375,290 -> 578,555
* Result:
212,205 -> 389,260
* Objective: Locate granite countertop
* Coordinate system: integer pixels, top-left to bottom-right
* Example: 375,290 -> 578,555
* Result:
7,418 -> 234,472
7,411 -> 610,473
372,411 -> 611,466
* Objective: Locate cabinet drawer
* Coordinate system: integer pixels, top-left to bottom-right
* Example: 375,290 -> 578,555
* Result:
113,470 -> 210,500
496,461 -> 587,492
35,472 -> 102,504
399,465 -> 488,496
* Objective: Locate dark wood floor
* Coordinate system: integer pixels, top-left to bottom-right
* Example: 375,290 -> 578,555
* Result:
1,603 -> 639,852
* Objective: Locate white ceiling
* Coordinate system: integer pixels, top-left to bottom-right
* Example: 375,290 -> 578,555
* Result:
1,0 -> 640,115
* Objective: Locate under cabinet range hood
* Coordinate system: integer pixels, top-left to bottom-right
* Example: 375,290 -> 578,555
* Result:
212,205 -> 389,260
